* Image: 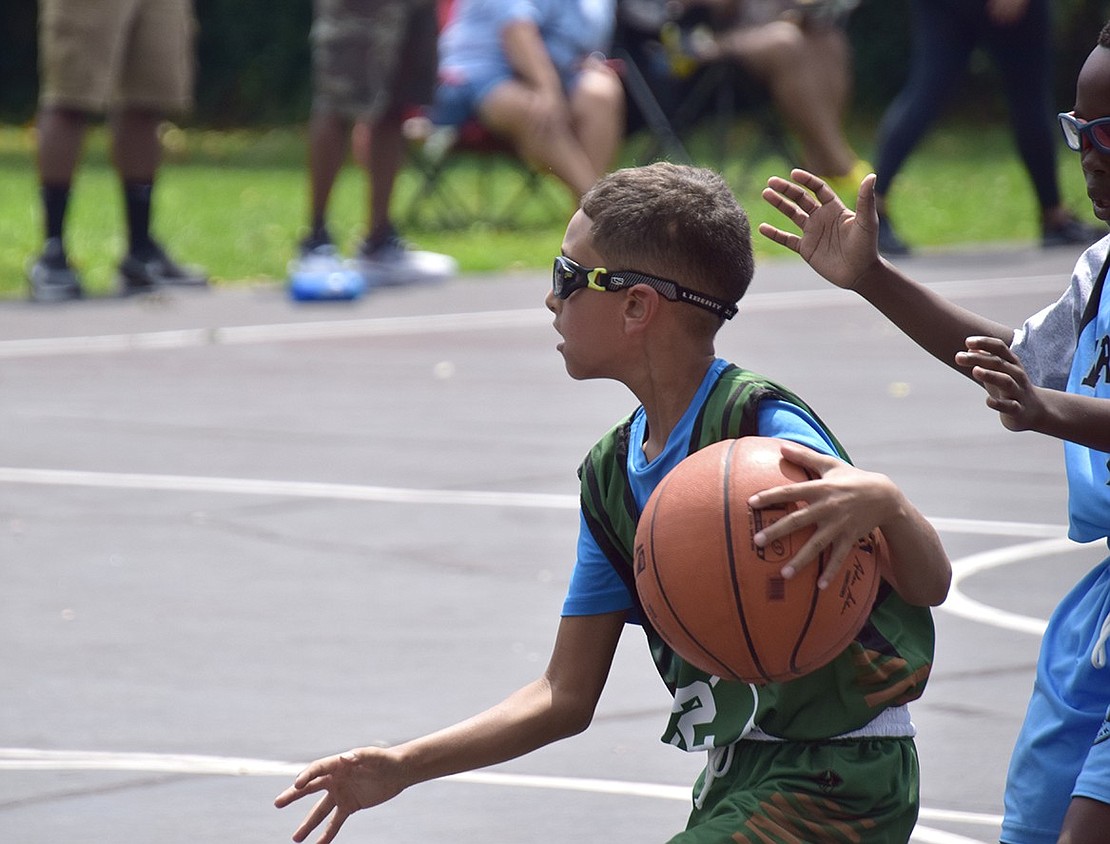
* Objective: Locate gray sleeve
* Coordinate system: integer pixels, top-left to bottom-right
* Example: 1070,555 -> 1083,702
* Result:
1011,238 -> 1107,390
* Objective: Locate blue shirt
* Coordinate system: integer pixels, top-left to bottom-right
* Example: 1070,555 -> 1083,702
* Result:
439,0 -> 615,83
562,358 -> 840,617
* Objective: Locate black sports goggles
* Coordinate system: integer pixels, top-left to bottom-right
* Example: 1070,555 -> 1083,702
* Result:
552,255 -> 737,320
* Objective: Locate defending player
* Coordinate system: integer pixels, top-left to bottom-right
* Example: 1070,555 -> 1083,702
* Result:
759,22 -> 1110,843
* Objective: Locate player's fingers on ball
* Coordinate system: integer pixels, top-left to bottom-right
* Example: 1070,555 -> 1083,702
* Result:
817,560 -> 841,590
817,545 -> 852,589
777,440 -> 837,473
780,546 -> 819,579
748,480 -> 808,510
781,525 -> 837,578
754,517 -> 795,551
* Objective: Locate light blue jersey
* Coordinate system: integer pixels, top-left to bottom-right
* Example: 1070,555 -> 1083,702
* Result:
1004,236 -> 1110,843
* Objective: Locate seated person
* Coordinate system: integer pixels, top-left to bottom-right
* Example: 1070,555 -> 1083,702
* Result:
425,0 -> 626,199
665,0 -> 869,195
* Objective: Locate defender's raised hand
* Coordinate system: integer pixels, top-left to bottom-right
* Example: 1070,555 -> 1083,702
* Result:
759,169 -> 883,292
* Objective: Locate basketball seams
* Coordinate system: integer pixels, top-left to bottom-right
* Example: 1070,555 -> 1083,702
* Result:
634,437 -> 879,686
723,439 -> 772,683
789,466 -> 824,676
642,468 -> 739,681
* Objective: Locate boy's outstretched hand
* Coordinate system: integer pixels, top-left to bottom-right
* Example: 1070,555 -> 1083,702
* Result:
759,169 -> 883,291
274,748 -> 405,844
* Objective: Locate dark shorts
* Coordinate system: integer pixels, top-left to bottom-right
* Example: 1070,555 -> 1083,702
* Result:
38,0 -> 197,114
310,0 -> 439,120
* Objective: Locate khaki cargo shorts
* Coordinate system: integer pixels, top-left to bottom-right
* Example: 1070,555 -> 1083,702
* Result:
38,0 -> 197,114
310,0 -> 438,121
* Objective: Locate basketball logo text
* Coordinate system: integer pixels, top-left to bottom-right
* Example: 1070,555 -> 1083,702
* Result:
749,506 -> 793,563
837,555 -> 869,616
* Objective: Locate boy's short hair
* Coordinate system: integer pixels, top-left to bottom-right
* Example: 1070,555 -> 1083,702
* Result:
1100,20 -> 1110,48
580,163 -> 756,314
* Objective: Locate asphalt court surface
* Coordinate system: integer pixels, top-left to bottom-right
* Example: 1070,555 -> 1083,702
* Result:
2,240 -> 1108,843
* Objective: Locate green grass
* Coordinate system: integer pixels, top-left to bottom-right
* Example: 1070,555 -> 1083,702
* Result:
0,119 -> 1096,299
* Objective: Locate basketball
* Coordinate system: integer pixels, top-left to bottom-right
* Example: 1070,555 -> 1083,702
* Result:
633,436 -> 883,684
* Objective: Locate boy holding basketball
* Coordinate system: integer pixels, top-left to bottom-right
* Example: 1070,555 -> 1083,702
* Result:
275,162 -> 952,843
759,22 -> 1110,843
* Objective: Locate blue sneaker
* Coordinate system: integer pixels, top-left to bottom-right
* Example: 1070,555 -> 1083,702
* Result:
287,242 -> 367,302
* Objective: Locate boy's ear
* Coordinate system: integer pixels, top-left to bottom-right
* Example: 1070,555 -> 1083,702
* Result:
623,285 -> 660,330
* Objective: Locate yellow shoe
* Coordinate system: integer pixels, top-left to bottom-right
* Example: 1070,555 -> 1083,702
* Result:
659,22 -> 701,79
822,160 -> 873,207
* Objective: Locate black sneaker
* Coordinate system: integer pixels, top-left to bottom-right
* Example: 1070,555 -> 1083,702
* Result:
27,238 -> 83,302
1042,217 -> 1106,249
117,241 -> 208,296
877,214 -> 911,257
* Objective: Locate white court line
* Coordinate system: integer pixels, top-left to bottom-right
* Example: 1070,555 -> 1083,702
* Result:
0,748 -> 997,842
940,536 -> 1101,635
0,309 -> 547,359
0,464 -> 1073,637
0,465 -> 1043,842
0,466 -> 576,510
0,463 -> 1073,637
0,273 -> 1066,360
0,466 -> 1072,538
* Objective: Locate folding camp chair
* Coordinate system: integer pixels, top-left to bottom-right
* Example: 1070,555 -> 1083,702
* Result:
613,0 -> 797,188
395,0 -> 573,231
398,112 -> 571,231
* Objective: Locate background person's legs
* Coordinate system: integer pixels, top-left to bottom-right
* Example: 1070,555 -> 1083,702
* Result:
985,0 -> 1102,246
29,106 -> 89,300
871,0 -> 974,254
305,109 -> 351,249
568,61 -> 626,186
699,19 -> 862,181
479,79 -> 606,199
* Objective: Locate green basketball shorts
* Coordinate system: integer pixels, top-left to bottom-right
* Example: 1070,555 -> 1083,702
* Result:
670,737 -> 919,844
